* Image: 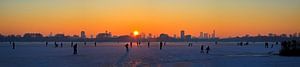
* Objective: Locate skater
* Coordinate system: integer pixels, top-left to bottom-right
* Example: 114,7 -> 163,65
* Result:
160,41 -> 163,50
201,45 -> 204,53
265,42 -> 269,48
271,44 -> 274,48
206,46 -> 210,54
147,41 -> 150,48
60,42 -> 63,48
94,42 -> 97,47
46,41 -> 48,47
245,42 -> 249,45
71,42 -> 74,47
73,44 -> 78,55
55,42 -> 58,48
130,42 -> 133,48
12,42 -> 15,49
188,43 -> 193,47
125,43 -> 129,52
84,42 -> 87,46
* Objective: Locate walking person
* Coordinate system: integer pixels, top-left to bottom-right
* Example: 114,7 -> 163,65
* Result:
55,41 -> 58,48
71,42 -> 74,47
265,42 -> 269,48
94,42 -> 97,47
147,41 -> 150,48
12,42 -> 15,49
201,45 -> 204,53
206,46 -> 210,54
73,44 -> 78,55
60,42 -> 63,48
130,42 -> 133,48
46,41 -> 48,47
125,43 -> 129,52
160,41 -> 163,50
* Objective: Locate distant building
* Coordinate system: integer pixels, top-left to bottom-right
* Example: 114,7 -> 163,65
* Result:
200,32 -> 204,39
81,31 -> 86,39
159,33 -> 170,39
23,33 -> 43,38
180,30 -> 185,40
203,33 -> 209,39
54,34 -> 65,38
211,30 -> 216,38
268,33 -> 276,37
185,35 -> 192,40
96,31 -> 112,39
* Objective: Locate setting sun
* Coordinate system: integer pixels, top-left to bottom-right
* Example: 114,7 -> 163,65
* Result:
133,30 -> 139,36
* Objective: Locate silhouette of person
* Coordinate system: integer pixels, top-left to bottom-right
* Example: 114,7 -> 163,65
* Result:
130,42 -> 133,48
94,42 -> 97,47
164,41 -> 166,46
276,42 -> 279,45
71,42 -> 74,47
73,44 -> 78,55
271,44 -> 274,48
188,43 -> 193,47
46,41 -> 48,47
245,42 -> 249,45
12,42 -> 15,49
201,45 -> 204,53
265,42 -> 269,48
55,42 -> 58,48
147,41 -> 150,48
125,43 -> 129,52
215,41 -> 218,45
60,42 -> 63,48
84,42 -> 87,46
206,46 -> 210,54
160,41 -> 163,50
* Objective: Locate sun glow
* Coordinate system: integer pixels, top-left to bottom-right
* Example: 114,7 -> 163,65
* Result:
133,30 -> 139,36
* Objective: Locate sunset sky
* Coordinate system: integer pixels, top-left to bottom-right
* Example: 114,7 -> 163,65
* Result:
0,0 -> 299,38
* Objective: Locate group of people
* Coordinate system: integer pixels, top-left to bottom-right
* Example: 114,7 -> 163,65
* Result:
237,42 -> 250,46
9,41 -> 16,49
124,42 -> 212,54
201,45 -> 210,54
265,42 -> 276,48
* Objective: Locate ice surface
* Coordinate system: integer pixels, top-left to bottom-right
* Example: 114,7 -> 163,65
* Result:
0,42 -> 300,67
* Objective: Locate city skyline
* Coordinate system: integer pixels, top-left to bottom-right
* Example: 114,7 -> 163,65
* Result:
1,30 -> 300,39
1,0 -> 300,38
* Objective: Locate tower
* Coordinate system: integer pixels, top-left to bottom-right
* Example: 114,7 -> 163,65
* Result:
212,30 -> 216,39
81,31 -> 86,39
180,30 -> 185,40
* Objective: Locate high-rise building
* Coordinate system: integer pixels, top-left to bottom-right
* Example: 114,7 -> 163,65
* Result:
81,31 -> 86,39
200,32 -> 204,39
204,33 -> 209,39
180,30 -> 185,40
211,30 -> 216,38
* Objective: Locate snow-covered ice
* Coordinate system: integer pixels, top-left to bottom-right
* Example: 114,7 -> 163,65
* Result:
0,42 -> 300,67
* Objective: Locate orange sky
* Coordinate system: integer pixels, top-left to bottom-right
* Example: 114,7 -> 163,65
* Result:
0,0 -> 300,38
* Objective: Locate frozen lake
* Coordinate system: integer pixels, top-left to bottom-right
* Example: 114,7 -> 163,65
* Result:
0,42 -> 300,67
